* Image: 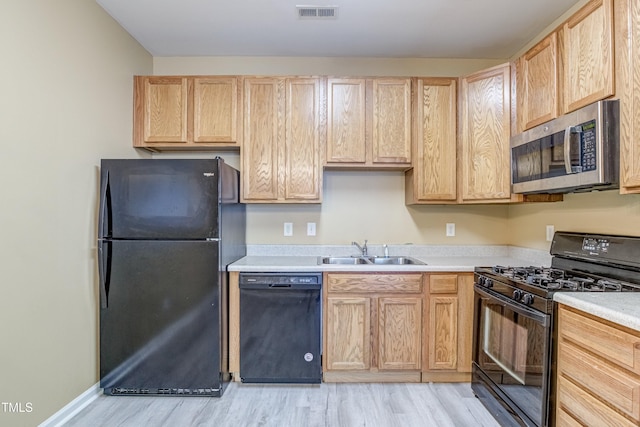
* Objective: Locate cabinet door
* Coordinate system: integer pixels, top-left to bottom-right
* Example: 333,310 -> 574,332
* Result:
325,297 -> 371,371
615,0 -> 640,193
428,296 -> 458,370
516,32 -> 558,132
242,78 -> 281,200
140,76 -> 188,144
407,78 -> 457,202
284,78 -> 322,200
456,274 -> 474,373
460,64 -> 512,202
193,77 -> 238,143
326,78 -> 366,163
561,0 -> 614,114
378,297 -> 422,370
372,79 -> 412,164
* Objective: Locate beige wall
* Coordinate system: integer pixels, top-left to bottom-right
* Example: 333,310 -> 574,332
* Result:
0,1 -> 152,425
153,56 -> 504,77
246,170 -> 509,245
508,191 -> 640,250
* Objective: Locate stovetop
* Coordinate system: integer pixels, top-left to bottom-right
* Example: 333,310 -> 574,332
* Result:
474,232 -> 640,314
474,264 -> 640,315
485,265 -> 640,293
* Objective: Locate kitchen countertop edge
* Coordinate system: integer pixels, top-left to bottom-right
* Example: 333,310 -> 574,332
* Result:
554,292 -> 640,332
228,255 -> 536,273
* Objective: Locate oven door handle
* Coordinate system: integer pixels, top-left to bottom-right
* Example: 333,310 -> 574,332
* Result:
474,285 -> 550,327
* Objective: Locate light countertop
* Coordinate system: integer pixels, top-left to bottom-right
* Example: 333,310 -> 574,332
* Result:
229,244 -> 551,272
554,292 -> 640,332
228,255 -> 539,273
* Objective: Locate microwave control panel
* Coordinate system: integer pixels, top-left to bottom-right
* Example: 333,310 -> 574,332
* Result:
579,119 -> 597,172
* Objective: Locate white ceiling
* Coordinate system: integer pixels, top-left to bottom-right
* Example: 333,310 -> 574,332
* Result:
96,0 -> 582,59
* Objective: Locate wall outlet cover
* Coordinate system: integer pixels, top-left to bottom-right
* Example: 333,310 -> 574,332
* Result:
546,225 -> 555,242
446,223 -> 455,237
307,222 -> 316,236
284,222 -> 293,236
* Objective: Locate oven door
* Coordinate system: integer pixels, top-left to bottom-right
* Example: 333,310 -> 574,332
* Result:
472,284 -> 551,427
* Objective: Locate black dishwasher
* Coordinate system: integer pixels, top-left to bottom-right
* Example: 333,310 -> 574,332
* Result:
239,272 -> 322,383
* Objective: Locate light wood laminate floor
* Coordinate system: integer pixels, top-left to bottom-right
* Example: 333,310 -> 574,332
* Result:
65,382 -> 500,426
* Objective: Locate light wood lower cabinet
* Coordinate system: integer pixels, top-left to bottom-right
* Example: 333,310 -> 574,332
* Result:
422,273 -> 474,382
556,304 -> 640,426
231,270 -> 474,384
323,272 -> 423,382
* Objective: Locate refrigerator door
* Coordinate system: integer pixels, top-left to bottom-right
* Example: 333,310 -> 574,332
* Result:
99,239 -> 228,396
99,159 -> 234,240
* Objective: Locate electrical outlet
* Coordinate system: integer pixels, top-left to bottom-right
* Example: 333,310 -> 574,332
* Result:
546,225 -> 555,242
284,222 -> 293,237
307,222 -> 316,236
446,223 -> 456,237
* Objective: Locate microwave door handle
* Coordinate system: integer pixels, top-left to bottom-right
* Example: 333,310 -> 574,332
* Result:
564,126 -> 576,174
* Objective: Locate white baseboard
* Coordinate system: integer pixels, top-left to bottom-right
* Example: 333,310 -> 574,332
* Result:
38,383 -> 101,427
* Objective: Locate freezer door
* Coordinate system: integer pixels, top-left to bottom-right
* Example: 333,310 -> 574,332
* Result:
99,159 -> 236,239
100,240 -> 228,395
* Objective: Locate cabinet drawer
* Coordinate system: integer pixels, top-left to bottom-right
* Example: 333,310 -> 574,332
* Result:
428,274 -> 458,293
559,339 -> 640,420
557,374 -> 636,426
327,273 -> 422,293
559,307 -> 640,375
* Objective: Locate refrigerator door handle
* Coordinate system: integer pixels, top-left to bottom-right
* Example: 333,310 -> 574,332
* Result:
98,170 -> 110,238
98,241 -> 111,309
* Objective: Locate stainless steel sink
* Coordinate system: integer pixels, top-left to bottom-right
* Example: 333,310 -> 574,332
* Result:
318,256 -> 425,265
318,256 -> 371,265
370,256 -> 424,265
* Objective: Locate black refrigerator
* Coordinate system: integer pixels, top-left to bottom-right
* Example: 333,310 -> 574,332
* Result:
98,158 -> 245,397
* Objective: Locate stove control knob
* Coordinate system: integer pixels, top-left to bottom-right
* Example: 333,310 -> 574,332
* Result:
477,277 -> 485,286
485,279 -> 493,288
513,289 -> 523,301
522,293 -> 535,306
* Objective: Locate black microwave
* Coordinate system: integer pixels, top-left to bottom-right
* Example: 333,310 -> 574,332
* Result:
511,100 -> 619,194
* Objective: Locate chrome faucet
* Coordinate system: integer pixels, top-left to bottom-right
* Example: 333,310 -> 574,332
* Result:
352,240 -> 368,256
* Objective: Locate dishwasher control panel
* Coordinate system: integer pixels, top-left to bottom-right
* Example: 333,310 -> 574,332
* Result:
239,272 -> 322,287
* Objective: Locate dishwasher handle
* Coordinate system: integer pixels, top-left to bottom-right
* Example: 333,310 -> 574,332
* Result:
269,283 -> 292,288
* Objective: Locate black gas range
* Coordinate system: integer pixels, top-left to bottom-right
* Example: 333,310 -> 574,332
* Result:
475,263 -> 640,315
472,232 -> 640,427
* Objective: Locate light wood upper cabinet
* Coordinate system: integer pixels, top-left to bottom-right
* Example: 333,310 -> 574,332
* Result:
326,78 -> 412,168
615,0 -> 640,194
327,78 -> 366,164
133,76 -> 241,151
242,78 -> 279,201
371,79 -> 412,164
193,77 -> 238,143
242,77 -> 323,203
560,0 -> 614,114
460,64 -> 513,203
516,33 -> 559,132
405,78 -> 457,203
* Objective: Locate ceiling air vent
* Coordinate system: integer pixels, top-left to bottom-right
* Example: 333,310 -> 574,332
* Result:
297,6 -> 338,19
